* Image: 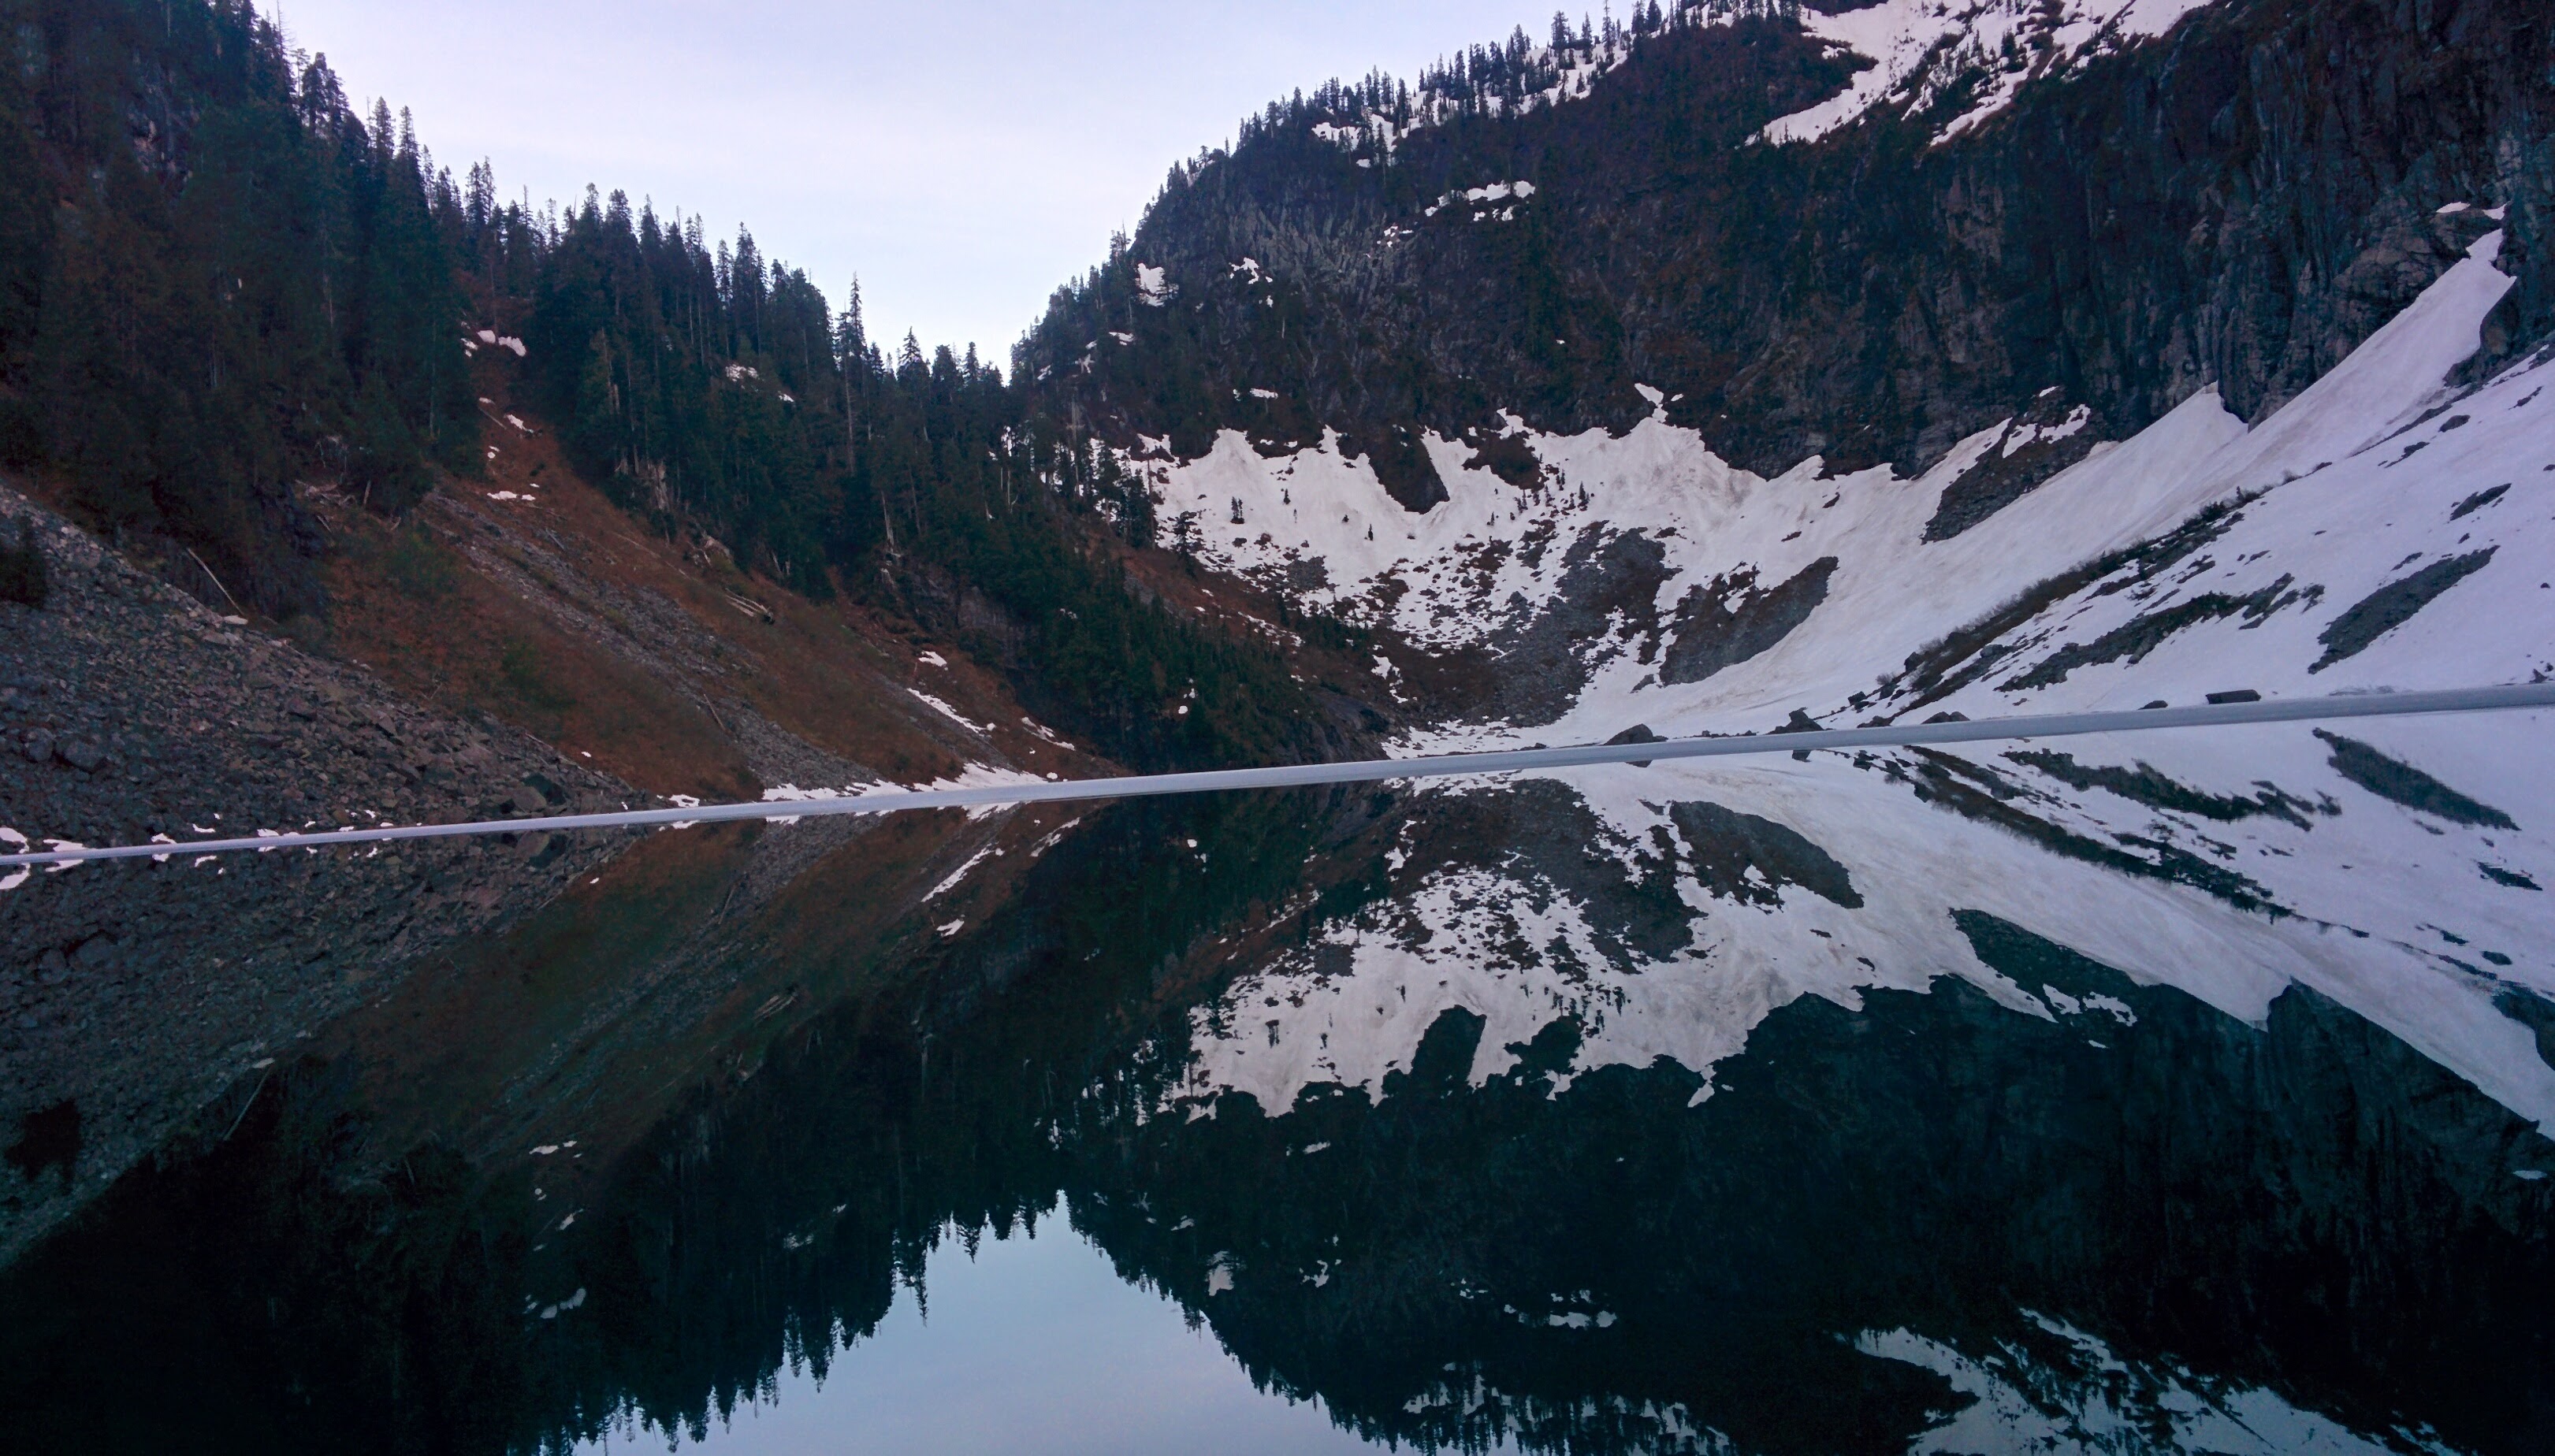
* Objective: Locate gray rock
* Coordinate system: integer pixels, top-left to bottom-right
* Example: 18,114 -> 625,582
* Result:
0,478 -> 633,1266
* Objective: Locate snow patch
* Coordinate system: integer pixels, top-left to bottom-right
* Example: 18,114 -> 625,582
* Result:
911,690 -> 991,737
1761,0 -> 2224,147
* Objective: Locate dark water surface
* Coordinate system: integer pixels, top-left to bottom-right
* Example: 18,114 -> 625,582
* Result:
4,729 -> 2552,1454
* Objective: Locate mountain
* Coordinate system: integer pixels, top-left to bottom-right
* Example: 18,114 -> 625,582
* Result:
1027,0 -> 2549,489
3,0 -> 2549,1228
1002,0 -> 2555,753
9,0 -> 2543,769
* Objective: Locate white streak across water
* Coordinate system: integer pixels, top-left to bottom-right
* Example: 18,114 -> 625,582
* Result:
2,685 -> 2549,871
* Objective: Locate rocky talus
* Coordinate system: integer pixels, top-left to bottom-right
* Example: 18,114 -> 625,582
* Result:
0,480 -> 632,1262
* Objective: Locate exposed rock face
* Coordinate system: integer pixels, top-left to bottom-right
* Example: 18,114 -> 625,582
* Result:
1030,0 -> 2551,487
0,481 -> 629,1263
1661,555 -> 1837,686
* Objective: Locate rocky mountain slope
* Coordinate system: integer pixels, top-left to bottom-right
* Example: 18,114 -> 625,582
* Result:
0,341 -> 1121,1262
0,474 -> 624,1261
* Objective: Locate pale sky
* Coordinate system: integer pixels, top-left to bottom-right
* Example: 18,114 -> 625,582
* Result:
274,2 -> 1556,364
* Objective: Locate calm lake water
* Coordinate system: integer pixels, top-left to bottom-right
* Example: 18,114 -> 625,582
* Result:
5,720 -> 2551,1454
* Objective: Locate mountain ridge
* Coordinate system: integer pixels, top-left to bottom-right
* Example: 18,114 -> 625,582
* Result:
1026,0 -> 2550,493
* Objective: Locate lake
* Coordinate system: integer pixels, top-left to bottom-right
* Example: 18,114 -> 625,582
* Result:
4,717 -> 2549,1453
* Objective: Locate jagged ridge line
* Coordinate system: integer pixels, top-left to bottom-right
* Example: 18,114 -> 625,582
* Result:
6,685 -> 2549,871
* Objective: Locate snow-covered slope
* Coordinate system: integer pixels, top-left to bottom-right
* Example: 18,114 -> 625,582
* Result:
1151,226 -> 2555,1140
1765,0 -> 2223,146
1144,227 -> 2545,745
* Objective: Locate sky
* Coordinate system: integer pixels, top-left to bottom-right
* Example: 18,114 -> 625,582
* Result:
273,1 -> 1558,366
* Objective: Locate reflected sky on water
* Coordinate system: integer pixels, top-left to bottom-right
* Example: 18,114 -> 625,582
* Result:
578,1206 -> 1386,1456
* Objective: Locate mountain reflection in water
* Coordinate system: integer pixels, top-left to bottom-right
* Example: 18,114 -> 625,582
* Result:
2,724 -> 2551,1455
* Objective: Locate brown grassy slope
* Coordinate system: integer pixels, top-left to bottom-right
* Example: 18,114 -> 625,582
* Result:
307,351 -> 1104,802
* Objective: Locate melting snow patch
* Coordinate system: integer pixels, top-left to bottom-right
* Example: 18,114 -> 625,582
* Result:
911,689 -> 991,736
857,763 -> 1046,819
1019,717 -> 1076,749
1426,180 -> 1535,217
